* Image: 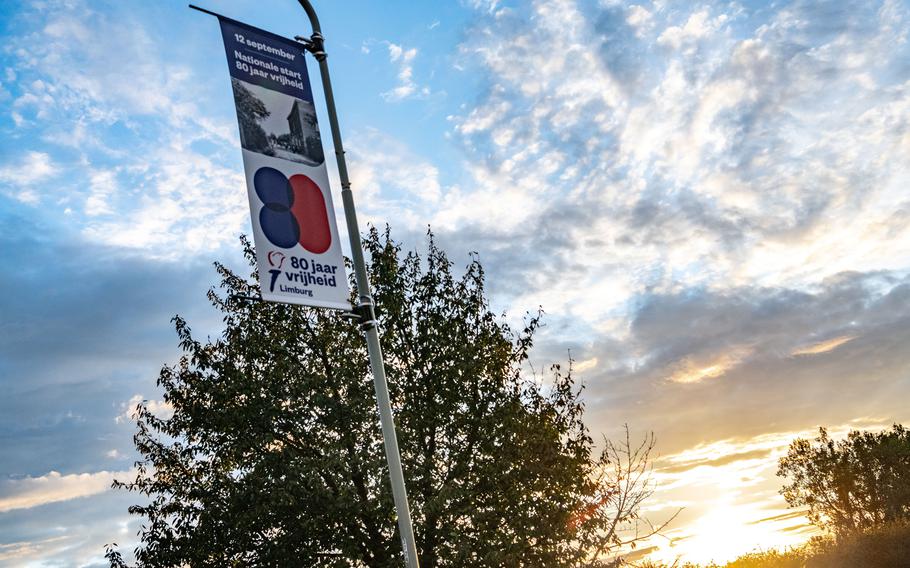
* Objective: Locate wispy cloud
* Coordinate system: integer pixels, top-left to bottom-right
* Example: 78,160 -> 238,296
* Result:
0,151 -> 56,203
381,43 -> 430,101
433,12 -> 910,524
346,127 -> 447,228
447,0 -> 910,321
6,0 -> 248,259
791,335 -> 857,356
0,536 -> 70,562
0,469 -> 133,513
666,346 -> 753,384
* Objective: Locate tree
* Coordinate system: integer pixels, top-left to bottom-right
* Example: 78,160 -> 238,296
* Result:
777,424 -> 910,535
107,229 -> 673,567
231,78 -> 272,153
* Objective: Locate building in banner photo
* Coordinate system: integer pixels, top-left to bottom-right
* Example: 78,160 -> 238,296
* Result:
231,78 -> 325,166
287,100 -> 324,163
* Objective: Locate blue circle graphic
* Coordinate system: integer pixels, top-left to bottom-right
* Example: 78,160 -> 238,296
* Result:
254,167 -> 293,208
254,167 -> 299,248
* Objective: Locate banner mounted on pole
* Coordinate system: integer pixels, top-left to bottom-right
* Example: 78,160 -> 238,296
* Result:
218,16 -> 350,309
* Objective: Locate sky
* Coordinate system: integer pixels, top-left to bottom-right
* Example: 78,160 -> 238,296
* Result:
0,0 -> 909,565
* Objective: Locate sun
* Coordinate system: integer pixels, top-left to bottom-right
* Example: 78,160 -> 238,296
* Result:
650,502 -> 811,565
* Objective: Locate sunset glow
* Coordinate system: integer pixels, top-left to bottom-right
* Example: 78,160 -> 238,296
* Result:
636,421 -> 895,563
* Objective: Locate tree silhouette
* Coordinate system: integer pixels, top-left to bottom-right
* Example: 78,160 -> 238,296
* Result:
107,229 -> 672,567
778,424 -> 910,535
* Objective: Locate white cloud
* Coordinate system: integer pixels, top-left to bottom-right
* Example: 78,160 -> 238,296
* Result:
0,151 -> 56,186
116,394 -> 174,424
0,537 -> 70,563
442,20 -> 910,560
381,43 -> 430,101
0,469 -> 133,513
464,0 -> 501,14
666,346 -> 753,384
791,335 -> 856,357
343,128 -> 449,231
84,168 -> 117,216
447,0 -> 910,326
8,0 -> 248,258
80,147 -> 248,259
657,9 -> 728,51
573,357 -> 598,373
0,151 -> 57,204
626,5 -> 654,36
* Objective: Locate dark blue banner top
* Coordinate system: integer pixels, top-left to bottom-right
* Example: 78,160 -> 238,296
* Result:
219,16 -> 314,102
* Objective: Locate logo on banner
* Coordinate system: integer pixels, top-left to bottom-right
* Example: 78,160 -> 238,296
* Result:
267,251 -> 286,269
266,250 -> 286,293
254,167 -> 331,253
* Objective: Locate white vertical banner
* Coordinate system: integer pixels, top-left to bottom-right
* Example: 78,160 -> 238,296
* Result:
219,16 -> 350,309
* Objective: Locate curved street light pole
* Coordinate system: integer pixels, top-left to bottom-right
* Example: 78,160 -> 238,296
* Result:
294,2 -> 420,566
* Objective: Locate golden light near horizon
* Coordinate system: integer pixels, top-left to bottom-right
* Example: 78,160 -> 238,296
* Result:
653,501 -> 816,565
638,420 -> 898,564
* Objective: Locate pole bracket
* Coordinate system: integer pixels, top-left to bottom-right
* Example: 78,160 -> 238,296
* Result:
338,301 -> 379,330
352,301 -> 379,331
295,32 -> 326,60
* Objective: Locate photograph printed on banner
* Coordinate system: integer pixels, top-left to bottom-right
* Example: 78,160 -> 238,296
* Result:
231,78 -> 325,166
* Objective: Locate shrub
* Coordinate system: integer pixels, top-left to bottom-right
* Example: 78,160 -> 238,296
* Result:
806,520 -> 910,567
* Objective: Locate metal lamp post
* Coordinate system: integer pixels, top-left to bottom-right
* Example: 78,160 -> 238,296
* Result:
294,2 -> 420,567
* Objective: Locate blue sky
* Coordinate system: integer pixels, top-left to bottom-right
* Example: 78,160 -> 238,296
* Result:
1,0 -> 909,565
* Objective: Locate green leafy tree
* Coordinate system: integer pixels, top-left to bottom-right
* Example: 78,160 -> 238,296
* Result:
231,78 -> 272,153
107,229 -> 672,567
777,424 -> 910,535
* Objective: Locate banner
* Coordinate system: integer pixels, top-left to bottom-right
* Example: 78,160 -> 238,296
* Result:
219,16 -> 350,309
